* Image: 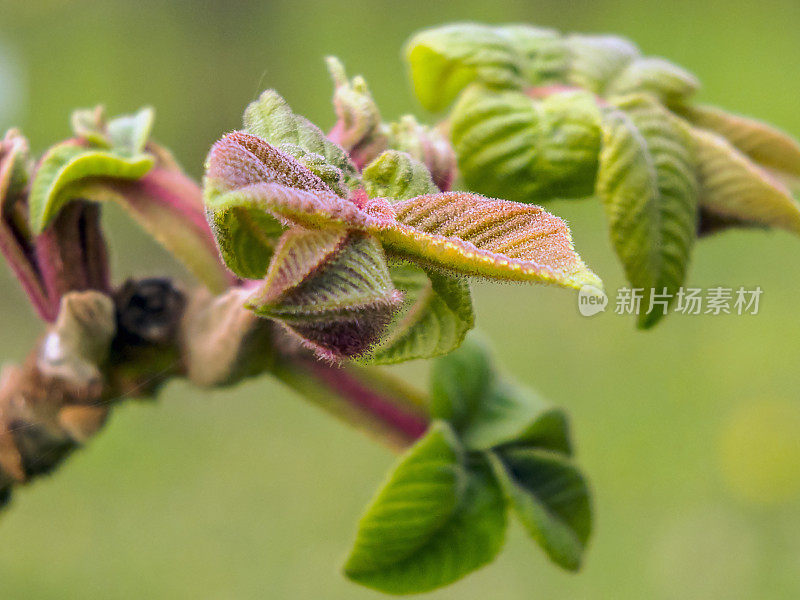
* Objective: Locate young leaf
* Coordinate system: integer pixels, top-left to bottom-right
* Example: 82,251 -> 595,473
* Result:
360,262 -> 474,365
431,336 -> 572,455
205,134 -> 602,292
0,130 -> 55,320
345,430 -> 507,595
487,448 -> 591,571
326,57 -> 387,168
604,57 -> 699,106
29,143 -> 154,234
204,131 -> 344,278
344,422 -> 466,575
362,150 -> 438,201
690,128 -> 800,235
246,228 -> 402,360
242,89 -> 359,193
597,95 -> 698,328
379,191 -> 602,290
430,334 -> 494,430
449,85 -> 602,203
107,106 -> 155,156
386,115 -> 457,191
679,104 -> 800,178
563,34 -> 640,94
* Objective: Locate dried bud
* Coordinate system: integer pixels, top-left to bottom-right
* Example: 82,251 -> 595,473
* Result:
114,278 -> 186,346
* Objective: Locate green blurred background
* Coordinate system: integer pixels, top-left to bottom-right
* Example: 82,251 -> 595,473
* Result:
1,0 -> 799,598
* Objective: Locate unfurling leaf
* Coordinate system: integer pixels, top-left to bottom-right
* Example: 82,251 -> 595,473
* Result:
386,115 -> 457,191
690,128 -> 800,235
563,34 -> 640,94
326,57 -> 387,168
345,422 -> 507,595
487,448 -> 591,571
362,150 -> 438,201
245,227 -> 402,360
405,23 -> 564,112
71,105 -> 155,156
206,134 -> 601,292
360,262 -> 474,365
679,104 -> 800,178
381,191 -> 602,289
243,89 -> 359,194
29,143 -> 154,234
604,57 -> 699,106
449,86 -> 602,203
597,95 -> 698,328
431,336 -> 572,454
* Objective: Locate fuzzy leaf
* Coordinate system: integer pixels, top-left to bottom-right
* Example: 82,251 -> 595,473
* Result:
326,57 -> 387,167
386,115 -> 457,191
563,34 -> 640,94
107,106 -> 155,156
362,150 -> 438,201
247,227 -> 402,359
380,191 -> 602,290
431,337 -> 572,454
344,422 -> 465,575
205,134 -> 602,292
690,128 -> 800,234
204,131 -> 341,279
679,104 -> 800,177
346,430 -> 507,595
605,57 -> 699,105
597,95 -> 698,328
243,89 -> 359,193
405,23 -> 564,112
449,86 -> 602,203
29,143 -> 154,234
361,262 -> 474,364
488,448 -> 591,571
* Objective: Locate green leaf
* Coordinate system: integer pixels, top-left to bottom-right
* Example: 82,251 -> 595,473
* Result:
385,115 -> 456,191
246,228 -> 402,360
29,143 -> 154,234
107,106 -> 155,156
203,131 -> 345,279
430,334 -> 494,430
362,150 -> 438,201
243,89 -> 359,194
361,262 -> 474,365
487,448 -> 591,571
690,127 -> 800,235
563,34 -> 640,94
381,191 -> 602,290
679,104 -> 800,178
449,85 -> 602,203
431,337 -> 572,454
205,134 -> 602,292
345,431 -> 507,595
344,422 -> 466,575
597,95 -> 698,328
605,57 -> 699,105
326,56 -> 387,165
405,23 -> 564,112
